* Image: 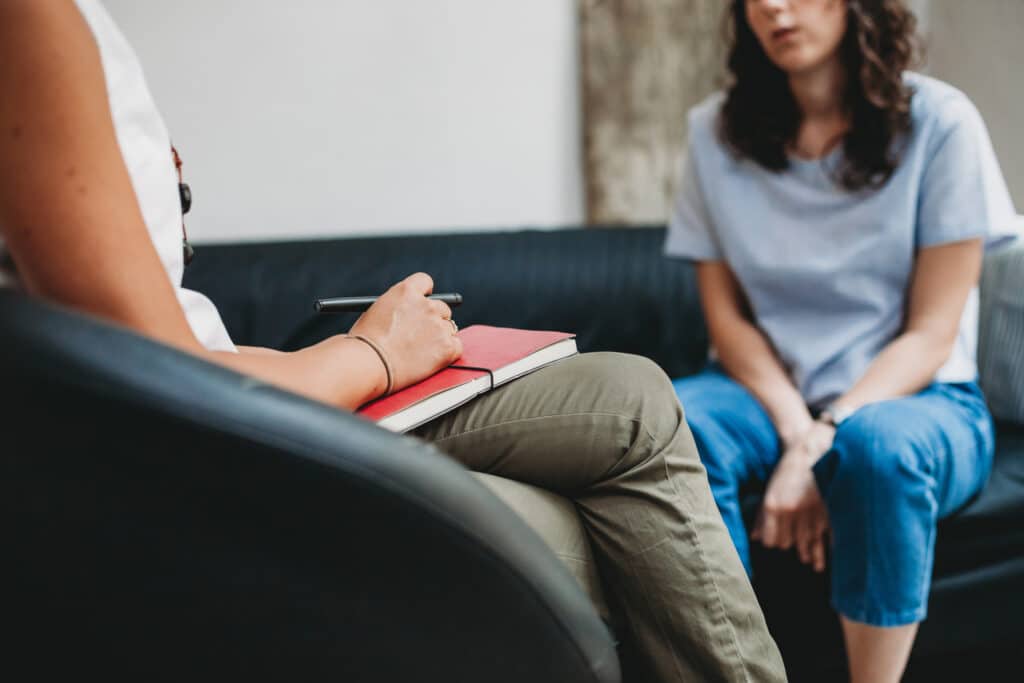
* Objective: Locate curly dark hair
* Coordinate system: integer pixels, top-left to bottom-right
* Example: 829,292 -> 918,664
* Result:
719,0 -> 920,192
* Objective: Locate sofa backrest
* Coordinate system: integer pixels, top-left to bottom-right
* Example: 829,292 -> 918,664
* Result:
184,227 -> 712,379
184,226 -> 1022,423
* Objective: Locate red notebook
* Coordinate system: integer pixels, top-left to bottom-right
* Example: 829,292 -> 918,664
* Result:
358,325 -> 578,433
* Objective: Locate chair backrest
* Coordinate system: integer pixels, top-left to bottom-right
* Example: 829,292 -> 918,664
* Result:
0,291 -> 619,683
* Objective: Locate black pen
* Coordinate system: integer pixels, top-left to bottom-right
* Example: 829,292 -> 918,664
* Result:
315,292 -> 463,313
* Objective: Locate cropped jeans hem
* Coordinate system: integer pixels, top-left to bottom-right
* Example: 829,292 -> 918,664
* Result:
832,598 -> 927,628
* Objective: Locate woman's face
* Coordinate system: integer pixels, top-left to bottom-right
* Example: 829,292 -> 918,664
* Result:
745,0 -> 848,75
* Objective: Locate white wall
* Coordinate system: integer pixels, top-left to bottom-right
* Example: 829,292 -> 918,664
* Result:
104,0 -> 584,243
104,1 -> 1021,243
924,0 -> 1024,210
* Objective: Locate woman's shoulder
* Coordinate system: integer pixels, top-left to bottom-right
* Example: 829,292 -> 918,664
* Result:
686,91 -> 727,137
905,72 -> 986,141
685,91 -> 729,158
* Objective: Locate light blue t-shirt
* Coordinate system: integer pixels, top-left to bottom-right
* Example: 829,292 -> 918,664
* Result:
665,73 -> 1020,408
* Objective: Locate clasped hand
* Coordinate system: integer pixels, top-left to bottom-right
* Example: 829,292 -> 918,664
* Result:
752,421 -> 835,572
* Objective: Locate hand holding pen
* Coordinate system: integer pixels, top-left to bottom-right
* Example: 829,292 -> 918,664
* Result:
324,274 -> 464,395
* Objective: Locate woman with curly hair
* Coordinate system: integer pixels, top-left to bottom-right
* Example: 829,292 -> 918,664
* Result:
668,0 -> 1018,680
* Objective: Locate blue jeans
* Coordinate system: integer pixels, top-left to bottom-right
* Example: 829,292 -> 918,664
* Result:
673,366 -> 995,627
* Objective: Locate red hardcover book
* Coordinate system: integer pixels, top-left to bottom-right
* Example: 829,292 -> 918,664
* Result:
358,325 -> 578,432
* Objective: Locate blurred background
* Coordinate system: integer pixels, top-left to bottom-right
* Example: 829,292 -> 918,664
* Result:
104,0 -> 1023,243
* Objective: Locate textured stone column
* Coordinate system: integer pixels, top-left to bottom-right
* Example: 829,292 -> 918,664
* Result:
580,0 -> 726,225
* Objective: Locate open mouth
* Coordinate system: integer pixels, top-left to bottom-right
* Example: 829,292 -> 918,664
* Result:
772,27 -> 799,41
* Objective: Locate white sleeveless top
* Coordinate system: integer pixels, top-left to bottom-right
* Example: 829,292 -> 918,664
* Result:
0,0 -> 236,352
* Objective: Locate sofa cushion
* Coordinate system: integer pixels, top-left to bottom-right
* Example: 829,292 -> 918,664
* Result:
979,236 -> 1024,424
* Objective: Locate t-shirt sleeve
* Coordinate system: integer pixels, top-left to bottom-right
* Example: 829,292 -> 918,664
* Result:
664,145 -> 723,261
916,97 -> 1020,251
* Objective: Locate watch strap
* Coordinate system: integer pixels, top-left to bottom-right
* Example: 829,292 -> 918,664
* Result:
819,403 -> 856,427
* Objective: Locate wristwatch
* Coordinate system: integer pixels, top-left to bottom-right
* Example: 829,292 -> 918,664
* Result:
818,403 -> 856,427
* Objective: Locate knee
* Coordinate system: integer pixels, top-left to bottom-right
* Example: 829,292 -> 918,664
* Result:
673,370 -> 753,437
828,405 -> 924,493
579,352 -> 678,414
608,353 -> 682,432
678,395 -> 733,449
672,373 -> 772,479
575,352 -> 686,448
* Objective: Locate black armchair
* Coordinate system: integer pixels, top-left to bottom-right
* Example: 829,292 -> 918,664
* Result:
1,291 -> 620,683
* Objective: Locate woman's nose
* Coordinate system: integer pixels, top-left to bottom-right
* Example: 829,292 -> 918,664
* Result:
752,0 -> 789,15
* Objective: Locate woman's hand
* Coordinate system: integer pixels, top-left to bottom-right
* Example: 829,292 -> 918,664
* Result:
348,272 -> 463,393
752,421 -> 835,572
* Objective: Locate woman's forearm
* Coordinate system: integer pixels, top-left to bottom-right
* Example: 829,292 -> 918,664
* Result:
207,336 -> 386,410
834,330 -> 953,412
714,316 -> 814,446
697,262 -> 814,445
836,241 -> 982,413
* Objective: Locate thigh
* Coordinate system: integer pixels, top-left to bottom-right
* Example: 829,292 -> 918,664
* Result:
815,383 -> 995,516
414,352 -> 681,493
673,366 -> 781,484
472,472 -> 611,622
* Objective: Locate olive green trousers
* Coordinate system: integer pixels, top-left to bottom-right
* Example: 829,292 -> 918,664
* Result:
415,352 -> 786,682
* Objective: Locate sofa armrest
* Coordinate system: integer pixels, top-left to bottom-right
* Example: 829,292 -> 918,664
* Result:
980,236 -> 1024,424
0,291 -> 619,683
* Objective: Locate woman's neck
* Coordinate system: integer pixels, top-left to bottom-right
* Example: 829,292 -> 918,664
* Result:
788,55 -> 846,121
787,55 -> 849,159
